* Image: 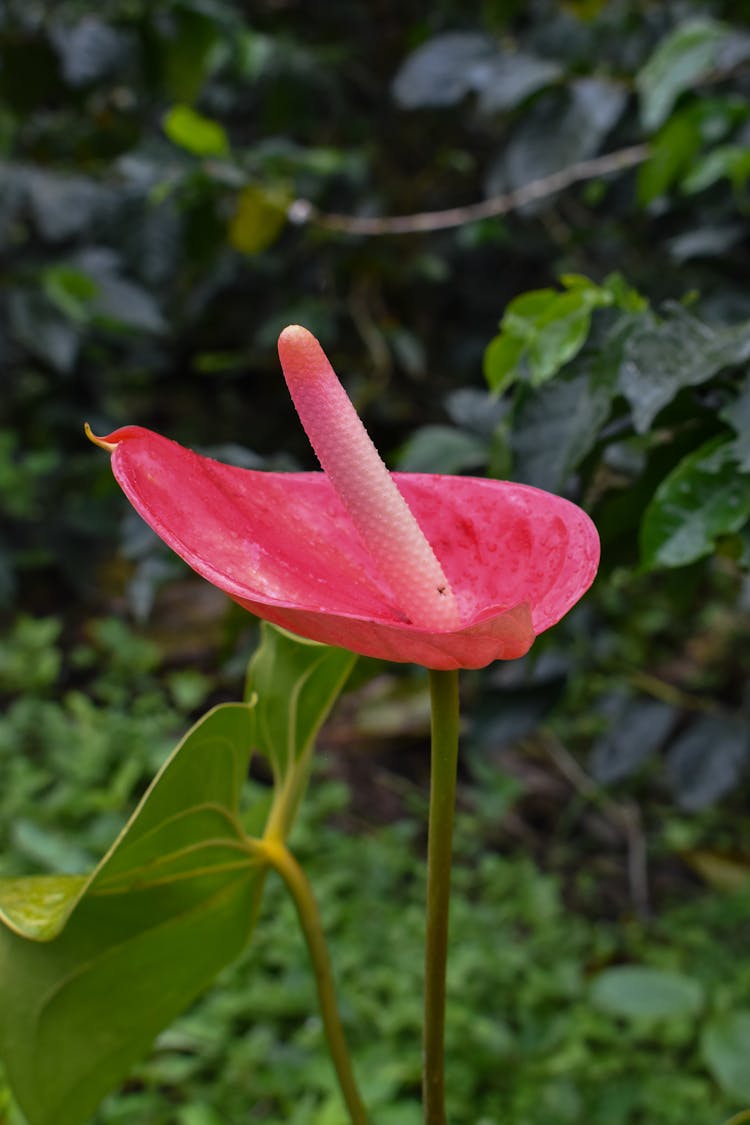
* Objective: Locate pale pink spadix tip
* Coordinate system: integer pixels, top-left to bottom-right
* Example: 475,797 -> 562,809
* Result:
277,325 -> 461,631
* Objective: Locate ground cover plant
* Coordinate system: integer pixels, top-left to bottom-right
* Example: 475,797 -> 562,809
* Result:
4,0 -> 750,1121
2,615 -> 750,1124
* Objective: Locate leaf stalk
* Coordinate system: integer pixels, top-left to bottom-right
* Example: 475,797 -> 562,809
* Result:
423,668 -> 460,1124
258,838 -> 368,1124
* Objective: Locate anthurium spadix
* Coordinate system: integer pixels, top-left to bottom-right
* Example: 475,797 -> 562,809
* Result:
87,325 -> 599,670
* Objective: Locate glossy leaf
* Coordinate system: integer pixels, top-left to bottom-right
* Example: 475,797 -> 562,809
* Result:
483,332 -> 526,394
666,714 -> 750,810
76,250 -> 166,335
511,371 -> 613,492
485,79 -> 626,198
49,17 -> 127,87
8,290 -> 80,374
619,309 -> 750,434
483,275 -> 631,392
0,703 -> 263,1125
246,623 -> 356,837
42,265 -> 98,324
26,167 -> 108,242
161,8 -> 223,103
702,1011 -> 750,1101
640,437 -> 750,570
445,388 -> 508,436
163,104 -> 229,157
591,965 -> 704,1021
229,184 -> 289,255
391,32 -> 495,108
590,694 -> 675,784
636,19 -> 734,131
396,425 -> 488,474
637,111 -> 703,204
476,52 -> 561,114
682,144 -> 750,195
526,292 -> 598,385
668,223 -> 745,263
720,371 -> 750,470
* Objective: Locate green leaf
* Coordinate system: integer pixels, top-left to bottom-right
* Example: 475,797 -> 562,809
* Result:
8,289 -> 80,373
589,695 -> 675,784
636,18 -> 734,132
619,308 -> 750,434
526,291 -> 600,385
26,167 -> 108,241
640,436 -> 750,570
598,272 -> 648,313
49,17 -> 127,87
666,714 -> 750,811
483,332 -> 525,393
503,288 -> 559,339
511,370 -> 613,492
78,252 -> 166,335
702,1011 -> 750,1101
247,624 -> 356,839
397,425 -> 487,474
720,371 -> 750,470
485,278 -> 617,392
41,265 -> 98,324
682,144 -> 750,195
637,111 -> 703,204
161,8 -> 223,103
391,32 -> 496,109
229,184 -> 289,255
590,965 -> 704,1021
475,51 -> 562,114
162,104 -> 229,157
0,703 -> 265,1125
0,874 -> 88,939
485,79 -> 626,199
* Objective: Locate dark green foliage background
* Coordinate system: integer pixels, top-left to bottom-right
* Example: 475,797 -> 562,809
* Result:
4,0 -> 750,1121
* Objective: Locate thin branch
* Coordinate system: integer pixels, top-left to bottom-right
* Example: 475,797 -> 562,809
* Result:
628,669 -> 719,715
288,143 -> 650,236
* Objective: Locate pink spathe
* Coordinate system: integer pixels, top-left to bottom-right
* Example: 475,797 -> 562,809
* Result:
95,419 -> 600,670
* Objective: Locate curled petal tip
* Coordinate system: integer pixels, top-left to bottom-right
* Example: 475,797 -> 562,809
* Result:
84,422 -> 118,453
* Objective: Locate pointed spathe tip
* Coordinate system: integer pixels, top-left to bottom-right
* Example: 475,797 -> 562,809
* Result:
84,422 -> 118,452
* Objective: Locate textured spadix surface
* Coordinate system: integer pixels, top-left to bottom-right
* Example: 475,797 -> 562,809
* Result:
278,324 -> 461,631
95,423 -> 600,669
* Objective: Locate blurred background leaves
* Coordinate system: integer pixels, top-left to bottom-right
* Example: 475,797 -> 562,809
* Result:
4,0 -> 750,1121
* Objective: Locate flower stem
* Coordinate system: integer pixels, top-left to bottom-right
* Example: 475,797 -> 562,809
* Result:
259,838 -> 368,1125
423,668 -> 460,1125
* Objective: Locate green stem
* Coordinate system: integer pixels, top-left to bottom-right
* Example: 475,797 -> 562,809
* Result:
259,839 -> 369,1125
423,668 -> 460,1125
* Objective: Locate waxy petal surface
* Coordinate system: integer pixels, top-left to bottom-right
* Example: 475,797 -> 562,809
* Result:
99,426 -> 599,670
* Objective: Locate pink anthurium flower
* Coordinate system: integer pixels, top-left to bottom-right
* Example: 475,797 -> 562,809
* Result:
87,326 -> 599,670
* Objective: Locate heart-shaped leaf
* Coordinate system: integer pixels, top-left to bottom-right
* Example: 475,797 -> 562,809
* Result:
0,702 -> 263,1125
